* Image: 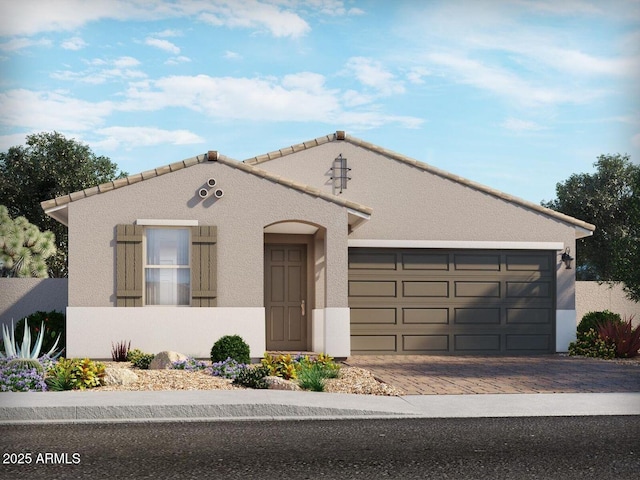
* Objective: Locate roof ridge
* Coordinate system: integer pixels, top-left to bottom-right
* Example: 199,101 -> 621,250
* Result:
40,149 -> 372,218
242,131 -> 595,233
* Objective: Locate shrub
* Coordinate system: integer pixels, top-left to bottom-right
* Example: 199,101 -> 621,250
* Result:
210,335 -> 250,364
45,358 -> 105,391
172,357 -> 208,371
261,352 -> 341,382
210,358 -> 246,379
111,340 -> 131,362
1,318 -> 62,360
14,311 -> 65,358
569,329 -> 616,359
597,316 -> 640,358
297,363 -> 327,392
261,353 -> 298,379
0,357 -> 48,392
233,365 -> 270,389
127,349 -> 155,370
578,310 -> 623,335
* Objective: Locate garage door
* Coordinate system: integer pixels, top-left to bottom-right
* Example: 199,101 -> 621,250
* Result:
349,249 -> 555,354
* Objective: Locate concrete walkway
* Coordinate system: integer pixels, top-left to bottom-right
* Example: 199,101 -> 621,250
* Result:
345,355 -> 640,395
2,390 -> 640,424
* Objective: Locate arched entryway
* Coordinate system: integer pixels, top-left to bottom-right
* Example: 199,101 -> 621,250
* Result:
263,221 -> 324,351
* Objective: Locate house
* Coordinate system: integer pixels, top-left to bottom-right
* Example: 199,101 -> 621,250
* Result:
41,131 -> 595,359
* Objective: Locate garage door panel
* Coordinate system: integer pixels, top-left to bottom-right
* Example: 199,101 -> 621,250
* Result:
455,281 -> 500,297
506,334 -> 552,351
401,253 -> 449,270
403,308 -> 449,324
507,281 -> 552,298
349,252 -> 396,270
349,248 -> 555,354
403,281 -> 449,297
455,335 -> 501,351
454,254 -> 501,271
403,335 -> 449,352
507,308 -> 551,324
349,280 -> 397,297
351,335 -> 396,352
351,308 -> 397,324
506,254 -> 552,271
454,308 -> 501,324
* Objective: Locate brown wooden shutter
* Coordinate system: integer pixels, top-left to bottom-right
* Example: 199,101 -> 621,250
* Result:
116,224 -> 143,307
191,225 -> 217,307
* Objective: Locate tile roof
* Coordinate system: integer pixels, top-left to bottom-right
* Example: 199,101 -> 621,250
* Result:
243,131 -> 596,233
40,150 -> 372,220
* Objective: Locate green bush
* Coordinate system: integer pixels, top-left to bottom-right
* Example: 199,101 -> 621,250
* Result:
577,310 -> 622,335
14,311 -> 65,357
45,358 -> 106,391
569,329 -> 616,359
233,365 -> 269,389
210,335 -> 250,364
297,363 -> 327,392
127,348 -> 155,369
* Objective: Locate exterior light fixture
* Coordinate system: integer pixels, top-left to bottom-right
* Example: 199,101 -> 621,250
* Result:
561,247 -> 574,269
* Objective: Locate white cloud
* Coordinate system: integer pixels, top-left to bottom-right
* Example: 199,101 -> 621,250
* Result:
224,50 -> 242,59
145,37 -> 180,54
502,118 -> 545,132
0,37 -> 52,52
406,66 -> 431,84
51,56 -> 146,84
165,56 -> 191,65
0,0 -> 311,38
427,52 -> 603,107
61,36 -> 87,50
93,126 -> 205,150
345,57 -> 405,96
0,89 -> 112,131
632,133 -> 640,148
154,29 -> 182,38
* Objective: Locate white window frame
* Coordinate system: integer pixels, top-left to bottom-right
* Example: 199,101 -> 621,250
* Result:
143,227 -> 192,306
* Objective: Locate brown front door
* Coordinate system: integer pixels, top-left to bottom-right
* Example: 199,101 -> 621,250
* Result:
265,244 -> 307,351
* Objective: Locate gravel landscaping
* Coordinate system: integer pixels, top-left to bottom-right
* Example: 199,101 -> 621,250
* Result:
96,361 -> 405,396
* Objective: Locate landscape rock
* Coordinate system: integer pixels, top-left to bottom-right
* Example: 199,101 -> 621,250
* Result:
149,351 -> 188,370
264,376 -> 301,391
103,368 -> 139,386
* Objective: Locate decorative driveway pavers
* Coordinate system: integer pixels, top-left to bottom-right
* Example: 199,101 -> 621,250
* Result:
345,355 -> 640,395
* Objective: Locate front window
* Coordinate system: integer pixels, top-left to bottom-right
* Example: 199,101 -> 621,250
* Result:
145,228 -> 190,305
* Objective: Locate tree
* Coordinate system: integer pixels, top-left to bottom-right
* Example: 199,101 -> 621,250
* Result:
0,205 -> 56,278
0,132 -> 126,277
543,154 -> 640,301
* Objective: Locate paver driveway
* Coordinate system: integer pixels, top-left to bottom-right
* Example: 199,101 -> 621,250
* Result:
345,355 -> 640,395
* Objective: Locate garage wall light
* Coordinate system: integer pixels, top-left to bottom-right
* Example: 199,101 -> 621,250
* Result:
561,247 -> 574,269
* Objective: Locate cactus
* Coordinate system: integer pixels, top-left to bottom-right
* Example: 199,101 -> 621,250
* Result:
7,358 -> 44,374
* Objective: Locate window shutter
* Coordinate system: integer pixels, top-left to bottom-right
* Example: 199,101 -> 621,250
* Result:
116,224 -> 143,306
191,225 -> 217,307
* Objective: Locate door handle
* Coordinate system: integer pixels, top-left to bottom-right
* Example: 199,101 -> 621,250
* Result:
301,300 -> 305,317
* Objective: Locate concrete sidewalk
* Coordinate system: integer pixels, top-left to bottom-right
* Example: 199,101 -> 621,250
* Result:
2,390 -> 639,424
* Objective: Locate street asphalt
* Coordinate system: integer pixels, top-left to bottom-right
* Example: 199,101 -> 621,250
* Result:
1,389 -> 639,424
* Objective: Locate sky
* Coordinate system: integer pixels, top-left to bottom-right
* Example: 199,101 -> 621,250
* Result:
0,0 -> 638,205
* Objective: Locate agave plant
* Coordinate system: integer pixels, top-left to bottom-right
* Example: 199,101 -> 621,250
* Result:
1,319 -> 62,359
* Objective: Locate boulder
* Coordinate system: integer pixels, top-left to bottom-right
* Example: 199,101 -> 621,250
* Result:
149,351 -> 188,370
264,376 -> 301,391
103,368 -> 139,386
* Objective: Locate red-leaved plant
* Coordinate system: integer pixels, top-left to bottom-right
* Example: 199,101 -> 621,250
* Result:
597,315 -> 640,358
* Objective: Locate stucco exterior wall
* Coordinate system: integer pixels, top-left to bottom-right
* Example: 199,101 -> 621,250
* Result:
66,158 -> 350,309
253,140 -> 579,311
576,282 -> 639,326
0,278 -> 68,331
